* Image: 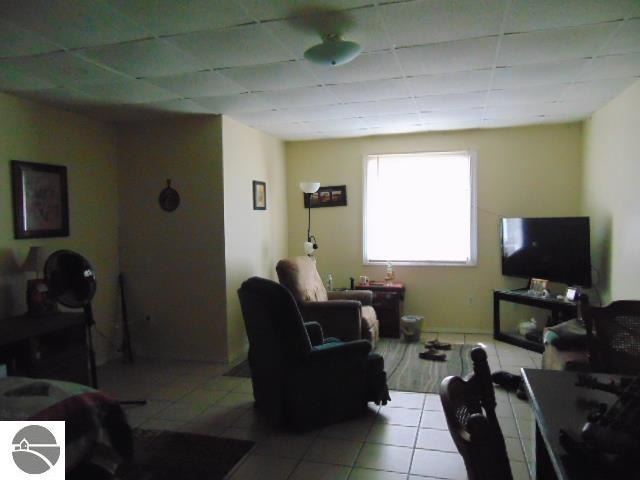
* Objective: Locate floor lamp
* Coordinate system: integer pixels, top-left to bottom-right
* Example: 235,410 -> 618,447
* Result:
299,182 -> 320,255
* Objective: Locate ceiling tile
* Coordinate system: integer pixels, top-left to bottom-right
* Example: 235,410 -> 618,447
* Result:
396,37 -> 499,76
220,61 -> 319,92
258,85 -> 339,108
238,0 -> 373,21
79,38 -> 207,78
416,92 -> 487,111
505,0 -> 639,33
75,80 -> 178,104
601,18 -> 640,55
107,0 -> 252,36
582,53 -> 640,81
329,78 -> 410,103
1,0 -> 150,49
193,92 -> 275,113
229,109 -> 296,126
405,70 -> 492,96
344,98 -> 418,116
0,20 -> 61,58
139,98 -> 213,114
561,77 -> 637,101
483,116 -> 548,128
170,23 -> 295,69
492,60 -> 586,89
145,70 -> 247,98
309,51 -> 401,83
280,104 -> 359,121
302,117 -> 368,132
484,104 -> 556,119
379,0 -> 504,48
425,120 -> 482,130
0,63 -> 55,90
487,84 -> 567,105
3,52 -> 131,87
497,23 -> 619,66
421,108 -> 483,122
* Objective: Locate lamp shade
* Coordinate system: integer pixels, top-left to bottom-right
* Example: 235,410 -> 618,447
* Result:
299,182 -> 320,194
304,38 -> 362,67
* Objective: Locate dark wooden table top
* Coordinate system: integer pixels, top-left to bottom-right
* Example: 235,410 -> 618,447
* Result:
522,369 -> 624,480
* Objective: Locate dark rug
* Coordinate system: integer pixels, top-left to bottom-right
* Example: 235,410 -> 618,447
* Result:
377,339 -> 477,393
119,429 -> 254,480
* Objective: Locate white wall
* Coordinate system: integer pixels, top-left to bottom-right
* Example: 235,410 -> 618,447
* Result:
582,80 -> 640,302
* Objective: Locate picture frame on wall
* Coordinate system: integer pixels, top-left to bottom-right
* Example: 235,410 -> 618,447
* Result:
11,160 -> 69,239
253,180 -> 266,210
303,185 -> 347,208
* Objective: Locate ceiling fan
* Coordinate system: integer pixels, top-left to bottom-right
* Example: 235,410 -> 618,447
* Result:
288,6 -> 362,67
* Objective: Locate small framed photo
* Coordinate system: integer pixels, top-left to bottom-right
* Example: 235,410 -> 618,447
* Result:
253,180 -> 266,210
11,160 -> 69,239
529,278 -> 548,296
565,286 -> 579,302
304,185 -> 347,208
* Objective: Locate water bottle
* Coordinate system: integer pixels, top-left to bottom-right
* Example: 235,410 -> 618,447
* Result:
326,274 -> 333,291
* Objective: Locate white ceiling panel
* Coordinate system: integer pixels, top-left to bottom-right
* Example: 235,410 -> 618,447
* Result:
1,0 -> 150,49
0,20 -> 61,58
497,23 -> 619,66
4,52 -> 130,87
561,77 -> 637,101
421,108 -> 483,122
425,120 -> 483,130
146,70 -> 247,98
226,109 -> 296,126
379,0 -> 505,48
487,84 -> 568,105
396,37 -> 499,76
193,92 -> 275,113
505,0 -> 639,33
484,103 -> 556,119
405,70 -> 492,96
170,23 -> 295,69
221,61 -> 319,92
258,86 -> 339,108
482,116 -> 547,128
309,51 -> 401,84
582,53 -> 640,81
279,104 -> 358,121
76,80 -> 178,104
343,98 -> 418,117
140,98 -> 213,114
416,92 -> 487,111
107,0 -> 252,36
492,60 -> 586,89
302,117 -> 368,131
363,112 -> 423,127
0,63 -> 55,90
238,0 -> 373,21
601,18 -> 640,55
329,78 -> 410,103
80,39 -> 207,78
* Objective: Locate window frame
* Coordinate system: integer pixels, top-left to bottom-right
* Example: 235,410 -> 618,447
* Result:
362,150 -> 478,267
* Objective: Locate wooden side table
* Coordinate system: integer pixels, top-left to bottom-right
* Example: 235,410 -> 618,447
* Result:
356,282 -> 405,338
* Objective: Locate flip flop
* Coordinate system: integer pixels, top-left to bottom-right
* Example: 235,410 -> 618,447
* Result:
425,340 -> 452,350
419,349 -> 446,361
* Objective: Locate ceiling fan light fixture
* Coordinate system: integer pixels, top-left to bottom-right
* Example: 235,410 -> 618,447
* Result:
304,35 -> 362,66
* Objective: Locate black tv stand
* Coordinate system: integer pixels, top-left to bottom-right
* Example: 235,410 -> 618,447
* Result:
493,289 -> 578,353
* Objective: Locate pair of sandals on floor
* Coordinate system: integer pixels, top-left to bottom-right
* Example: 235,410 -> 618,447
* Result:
418,340 -> 451,361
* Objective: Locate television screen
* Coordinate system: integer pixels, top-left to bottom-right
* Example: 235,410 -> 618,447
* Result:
501,217 -> 592,287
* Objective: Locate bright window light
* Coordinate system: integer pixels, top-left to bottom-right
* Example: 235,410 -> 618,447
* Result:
364,151 -> 477,265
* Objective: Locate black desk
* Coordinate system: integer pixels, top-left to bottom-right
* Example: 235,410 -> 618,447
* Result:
493,289 -> 577,353
522,369 -> 621,480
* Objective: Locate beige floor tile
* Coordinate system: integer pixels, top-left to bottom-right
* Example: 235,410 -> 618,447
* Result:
304,437 -> 363,466
122,399 -> 172,418
388,391 -> 426,409
419,411 -> 448,430
512,403 -> 533,420
415,428 -> 457,452
505,436 -> 526,462
290,461 -> 351,480
192,405 -> 245,428
231,378 -> 254,394
228,453 -> 298,480
154,401 -> 208,422
376,407 -> 422,427
410,449 -> 466,479
179,422 -> 226,437
350,468 -> 408,480
138,418 -> 185,431
253,432 -> 316,459
222,426 -> 270,442
201,376 -> 243,391
319,417 -> 374,441
423,394 -> 443,411
179,387 -> 227,407
510,460 -> 532,480
498,417 -> 519,438
366,424 -> 418,447
214,391 -> 254,409
435,333 -> 466,344
355,443 -> 413,473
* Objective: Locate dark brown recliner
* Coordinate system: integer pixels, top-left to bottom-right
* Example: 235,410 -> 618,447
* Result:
276,256 -> 379,346
237,276 -> 390,432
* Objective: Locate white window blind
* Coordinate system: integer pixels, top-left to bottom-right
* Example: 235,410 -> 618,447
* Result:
364,151 -> 476,265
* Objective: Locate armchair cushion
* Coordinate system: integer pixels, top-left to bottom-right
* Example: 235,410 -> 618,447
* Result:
328,289 -> 373,306
276,256 -> 328,302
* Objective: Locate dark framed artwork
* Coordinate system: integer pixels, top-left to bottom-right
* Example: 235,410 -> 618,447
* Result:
304,185 -> 347,208
253,180 -> 266,210
11,160 -> 69,239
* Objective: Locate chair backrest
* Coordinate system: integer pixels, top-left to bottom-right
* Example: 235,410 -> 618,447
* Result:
440,348 -> 513,480
583,297 -> 640,374
276,256 -> 328,303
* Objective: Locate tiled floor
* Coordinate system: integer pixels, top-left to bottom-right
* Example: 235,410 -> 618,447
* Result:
98,333 -> 541,480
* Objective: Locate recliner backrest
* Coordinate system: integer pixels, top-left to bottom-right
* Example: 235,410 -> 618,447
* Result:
276,256 -> 328,303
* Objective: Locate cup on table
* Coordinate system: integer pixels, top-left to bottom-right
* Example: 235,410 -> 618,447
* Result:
359,275 -> 369,286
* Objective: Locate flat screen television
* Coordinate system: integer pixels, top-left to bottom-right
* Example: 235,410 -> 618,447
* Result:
501,217 -> 592,287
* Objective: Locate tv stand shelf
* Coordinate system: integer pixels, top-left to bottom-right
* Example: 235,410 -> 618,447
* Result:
493,289 -> 578,353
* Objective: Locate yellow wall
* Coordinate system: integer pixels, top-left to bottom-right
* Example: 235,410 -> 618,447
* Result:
117,116 -> 228,361
222,117 -> 287,361
286,123 -> 583,332
582,80 -> 640,302
0,93 -> 119,363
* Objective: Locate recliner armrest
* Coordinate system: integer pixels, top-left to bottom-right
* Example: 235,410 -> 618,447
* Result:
307,339 -> 372,362
303,321 -> 324,346
300,300 -> 362,341
328,290 -> 373,306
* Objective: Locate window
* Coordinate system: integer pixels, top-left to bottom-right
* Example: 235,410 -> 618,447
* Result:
363,151 -> 476,265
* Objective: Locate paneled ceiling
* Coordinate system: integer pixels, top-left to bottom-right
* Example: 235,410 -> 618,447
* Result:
1,0 -> 639,140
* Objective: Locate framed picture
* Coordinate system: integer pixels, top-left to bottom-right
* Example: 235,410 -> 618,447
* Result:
11,160 -> 69,239
304,185 -> 347,208
529,278 -> 548,296
253,180 -> 266,210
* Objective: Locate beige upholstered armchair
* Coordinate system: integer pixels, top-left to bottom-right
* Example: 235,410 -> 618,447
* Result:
276,256 -> 380,346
